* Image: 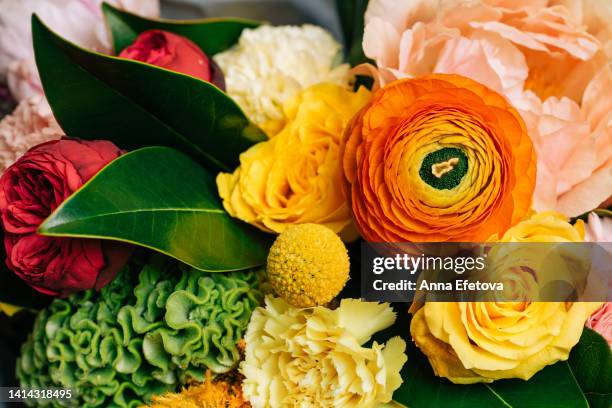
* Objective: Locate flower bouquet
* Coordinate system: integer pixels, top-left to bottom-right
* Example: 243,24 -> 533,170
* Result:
0,0 -> 610,407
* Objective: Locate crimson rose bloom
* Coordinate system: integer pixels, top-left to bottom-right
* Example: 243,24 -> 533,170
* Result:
0,139 -> 130,296
119,30 -> 225,89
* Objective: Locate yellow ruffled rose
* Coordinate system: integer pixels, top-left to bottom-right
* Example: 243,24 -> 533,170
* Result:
217,84 -> 370,234
241,297 -> 407,408
495,211 -> 585,242
411,212 -> 602,384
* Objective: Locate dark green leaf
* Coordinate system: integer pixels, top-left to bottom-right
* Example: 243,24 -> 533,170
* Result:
569,327 -> 612,408
572,208 -> 612,223
102,2 -> 260,55
39,147 -> 272,272
335,0 -> 371,66
32,15 -> 265,173
375,307 -> 589,408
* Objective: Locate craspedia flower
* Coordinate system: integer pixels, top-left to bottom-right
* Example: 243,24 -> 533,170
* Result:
214,25 -> 351,136
267,224 -> 349,307
241,297 -> 407,408
342,74 -> 537,242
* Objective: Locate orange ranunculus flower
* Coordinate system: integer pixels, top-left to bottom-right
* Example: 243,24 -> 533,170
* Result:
342,74 -> 537,242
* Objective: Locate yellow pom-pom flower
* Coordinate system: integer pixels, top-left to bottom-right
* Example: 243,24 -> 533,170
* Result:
266,223 -> 349,307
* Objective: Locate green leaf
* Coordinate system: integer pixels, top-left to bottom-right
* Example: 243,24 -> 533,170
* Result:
32,15 -> 265,173
377,307 -> 589,408
569,327 -> 612,408
335,0 -> 371,66
572,208 -> 612,223
102,2 -> 260,55
39,147 -> 272,272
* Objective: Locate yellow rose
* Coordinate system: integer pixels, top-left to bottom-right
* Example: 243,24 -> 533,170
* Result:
411,212 -> 602,384
495,211 -> 585,242
217,83 -> 370,234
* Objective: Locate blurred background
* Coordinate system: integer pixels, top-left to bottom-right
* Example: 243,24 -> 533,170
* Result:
160,0 -> 342,39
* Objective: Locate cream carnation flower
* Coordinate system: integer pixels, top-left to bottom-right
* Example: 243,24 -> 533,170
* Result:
241,297 -> 407,408
0,96 -> 62,172
214,25 -> 351,136
0,0 -> 160,101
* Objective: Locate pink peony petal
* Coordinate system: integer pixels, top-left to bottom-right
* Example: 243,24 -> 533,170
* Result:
582,66 -> 612,131
556,162 -> 612,216
363,17 -> 401,69
586,302 -> 612,347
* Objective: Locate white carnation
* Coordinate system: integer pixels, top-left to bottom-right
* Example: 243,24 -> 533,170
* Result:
214,24 -> 352,136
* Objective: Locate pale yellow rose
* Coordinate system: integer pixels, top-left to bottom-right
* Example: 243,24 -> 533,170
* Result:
495,211 -> 585,242
411,212 -> 602,383
481,214 -> 588,303
217,83 -> 370,235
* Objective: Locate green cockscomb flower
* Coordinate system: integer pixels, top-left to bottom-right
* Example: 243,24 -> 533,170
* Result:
16,254 -> 264,408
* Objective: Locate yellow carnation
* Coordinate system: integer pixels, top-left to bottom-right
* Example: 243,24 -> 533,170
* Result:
411,212 -> 602,384
214,25 -> 352,136
241,297 -> 407,408
267,224 -> 349,307
217,84 -> 370,235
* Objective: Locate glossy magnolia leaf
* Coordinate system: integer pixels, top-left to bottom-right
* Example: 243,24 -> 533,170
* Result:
375,307 -> 589,408
32,15 -> 265,173
569,327 -> 612,408
39,147 -> 272,272
102,2 -> 260,55
335,0 -> 371,66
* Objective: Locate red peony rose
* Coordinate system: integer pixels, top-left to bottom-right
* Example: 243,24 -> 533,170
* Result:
0,139 -> 130,296
119,30 -> 225,89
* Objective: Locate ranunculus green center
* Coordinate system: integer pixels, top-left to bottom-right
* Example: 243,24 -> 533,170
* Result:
419,147 -> 468,190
